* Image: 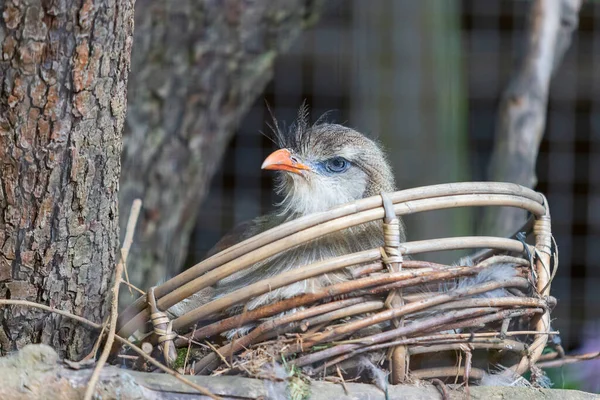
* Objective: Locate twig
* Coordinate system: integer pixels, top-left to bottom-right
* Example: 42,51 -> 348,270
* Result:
300,308 -> 494,373
114,335 -> 222,399
408,340 -> 525,356
411,366 -> 485,381
84,199 -> 141,400
117,354 -> 139,360
122,258 -> 133,296
335,330 -> 559,346
194,298 -> 367,374
435,308 -> 543,333
0,299 -> 101,329
177,260 -> 510,344
121,279 -> 146,296
302,306 -> 543,374
0,298 -> 220,399
536,351 -> 600,368
300,278 -> 530,350
336,364 -> 349,395
299,301 -> 383,332
173,249 -> 382,331
183,324 -> 198,373
83,322 -> 108,361
431,378 -> 450,400
204,340 -> 231,369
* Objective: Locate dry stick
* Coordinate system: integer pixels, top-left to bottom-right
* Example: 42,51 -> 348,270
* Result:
419,296 -> 547,313
310,308 -> 542,375
361,256 -> 529,301
193,298 -> 371,374
536,351 -> 600,368
336,364 -> 350,395
122,259 -> 134,296
426,308 -> 543,335
260,300 -> 385,341
83,322 -> 108,362
174,235 -> 530,333
350,262 -> 384,278
335,330 -> 558,348
83,199 -> 142,400
256,301 -> 384,343
140,229 -> 533,338
299,278 -> 531,350
0,299 -> 101,329
194,276 -> 531,374
116,183 -> 545,334
183,324 -> 198,374
173,249 -> 382,331
411,366 -> 486,380
408,340 -> 525,355
0,298 -> 220,400
300,301 -> 384,332
303,308 -> 497,374
462,343 -> 473,394
117,187 -> 545,339
114,336 -> 222,400
195,263 -> 529,374
178,256 -> 523,345
431,378 -> 450,400
122,280 -> 146,296
354,268 -> 527,298
295,298 -> 539,372
351,260 -> 448,278
204,339 -> 231,369
177,264 -> 461,344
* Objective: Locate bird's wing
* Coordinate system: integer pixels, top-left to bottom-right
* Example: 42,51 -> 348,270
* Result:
169,214 -> 282,318
206,214 -> 283,258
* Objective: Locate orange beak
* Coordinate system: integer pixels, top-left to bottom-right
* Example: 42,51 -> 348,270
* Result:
261,148 -> 311,175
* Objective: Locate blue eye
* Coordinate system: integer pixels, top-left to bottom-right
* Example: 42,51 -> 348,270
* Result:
325,157 -> 350,173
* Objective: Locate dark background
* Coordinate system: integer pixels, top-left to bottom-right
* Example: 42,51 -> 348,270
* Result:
187,0 -> 599,390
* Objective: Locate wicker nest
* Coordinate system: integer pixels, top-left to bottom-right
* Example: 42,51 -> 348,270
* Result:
116,182 -> 555,386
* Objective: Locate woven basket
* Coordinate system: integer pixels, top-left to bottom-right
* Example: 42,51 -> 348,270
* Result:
116,182 -> 555,384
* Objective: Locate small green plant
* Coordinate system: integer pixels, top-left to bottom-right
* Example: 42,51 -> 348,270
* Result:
173,347 -> 189,370
282,355 -> 311,400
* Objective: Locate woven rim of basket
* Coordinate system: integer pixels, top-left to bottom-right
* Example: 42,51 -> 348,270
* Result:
116,182 -> 553,379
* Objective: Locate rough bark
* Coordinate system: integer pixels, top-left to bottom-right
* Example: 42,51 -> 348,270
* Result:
482,0 -> 582,237
120,0 -> 323,290
2,345 -> 598,400
0,0 -> 134,358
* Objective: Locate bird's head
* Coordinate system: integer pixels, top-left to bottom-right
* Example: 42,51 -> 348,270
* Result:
262,116 -> 395,217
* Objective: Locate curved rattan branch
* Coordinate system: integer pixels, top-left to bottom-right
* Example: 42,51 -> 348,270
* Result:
117,183 -> 544,338
114,182 -> 554,385
174,255 -> 525,344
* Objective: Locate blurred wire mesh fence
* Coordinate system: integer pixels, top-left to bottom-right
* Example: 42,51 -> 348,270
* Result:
188,0 -> 600,358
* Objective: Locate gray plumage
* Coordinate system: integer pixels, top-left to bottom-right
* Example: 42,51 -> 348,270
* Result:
169,110 -> 404,320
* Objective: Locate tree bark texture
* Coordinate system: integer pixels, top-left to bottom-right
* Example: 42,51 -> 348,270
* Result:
120,0 -> 322,291
0,0 -> 134,358
483,0 -> 582,237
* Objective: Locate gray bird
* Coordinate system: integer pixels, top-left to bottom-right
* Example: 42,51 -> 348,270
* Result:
169,110 -> 405,325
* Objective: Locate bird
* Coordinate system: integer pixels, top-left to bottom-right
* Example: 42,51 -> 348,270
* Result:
168,107 -> 405,326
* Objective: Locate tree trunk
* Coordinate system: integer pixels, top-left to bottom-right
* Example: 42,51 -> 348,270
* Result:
0,0 -> 134,359
120,0 -> 323,291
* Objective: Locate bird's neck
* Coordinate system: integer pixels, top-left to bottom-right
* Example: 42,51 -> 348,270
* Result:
275,177 -> 367,218
275,191 -> 353,219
